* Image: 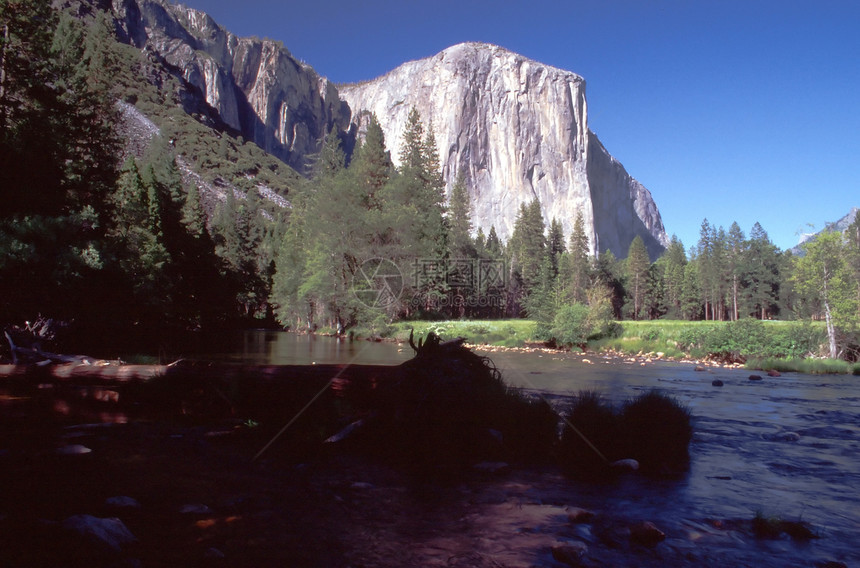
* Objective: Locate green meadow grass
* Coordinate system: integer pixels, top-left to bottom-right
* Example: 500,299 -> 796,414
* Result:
389,319 -> 538,347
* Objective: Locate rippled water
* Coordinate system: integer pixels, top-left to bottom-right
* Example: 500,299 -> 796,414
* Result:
231,332 -> 860,566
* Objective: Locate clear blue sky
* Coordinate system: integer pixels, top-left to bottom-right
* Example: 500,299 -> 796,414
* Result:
178,0 -> 859,252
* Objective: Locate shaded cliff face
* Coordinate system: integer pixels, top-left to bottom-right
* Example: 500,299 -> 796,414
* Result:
112,0 -> 350,173
340,42 -> 668,258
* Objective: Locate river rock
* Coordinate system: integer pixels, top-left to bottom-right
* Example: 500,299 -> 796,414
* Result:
55,444 -> 92,455
814,561 -> 847,568
61,514 -> 137,553
748,375 -> 763,381
180,503 -> 213,515
473,461 -> 510,474
767,370 -> 781,377
566,507 -> 596,524
610,458 -> 639,472
105,496 -> 142,509
204,547 -> 226,559
711,379 -> 724,387
551,541 -> 588,566
694,365 -> 706,372
629,521 -> 666,547
594,521 -> 630,549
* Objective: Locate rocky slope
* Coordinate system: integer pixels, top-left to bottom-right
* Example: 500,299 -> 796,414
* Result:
791,206 -> 859,255
108,1 -> 667,257
111,0 -> 351,174
340,42 -> 669,257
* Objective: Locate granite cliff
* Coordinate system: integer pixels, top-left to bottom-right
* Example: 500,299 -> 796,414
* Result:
109,1 -> 667,257
340,42 -> 668,257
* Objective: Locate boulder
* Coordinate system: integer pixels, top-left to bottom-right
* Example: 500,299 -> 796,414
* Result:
551,541 -> 588,566
566,507 -> 596,524
629,521 -> 666,547
711,379 -> 724,387
105,496 -> 142,510
61,514 -> 137,553
609,458 -> 640,472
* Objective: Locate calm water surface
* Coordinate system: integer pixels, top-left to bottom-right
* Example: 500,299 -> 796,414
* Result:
231,331 -> 859,566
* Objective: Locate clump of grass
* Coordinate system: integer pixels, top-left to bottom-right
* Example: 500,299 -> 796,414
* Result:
747,357 -> 855,374
495,389 -> 559,463
558,390 -> 693,478
558,391 -> 619,478
751,511 -> 783,539
620,390 -> 693,475
751,511 -> 819,541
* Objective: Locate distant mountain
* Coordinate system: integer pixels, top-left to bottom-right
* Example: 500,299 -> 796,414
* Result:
101,0 -> 668,256
791,207 -> 859,255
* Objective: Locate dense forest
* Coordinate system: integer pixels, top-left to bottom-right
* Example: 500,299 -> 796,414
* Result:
2,2 -> 859,360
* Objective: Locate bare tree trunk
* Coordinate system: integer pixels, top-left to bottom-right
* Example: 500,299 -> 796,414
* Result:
822,276 -> 837,359
732,276 -> 739,321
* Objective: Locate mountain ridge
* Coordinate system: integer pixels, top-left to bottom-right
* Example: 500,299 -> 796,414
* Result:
112,0 -> 667,256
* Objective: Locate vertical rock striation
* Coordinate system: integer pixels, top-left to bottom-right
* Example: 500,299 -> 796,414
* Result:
340,42 -> 669,258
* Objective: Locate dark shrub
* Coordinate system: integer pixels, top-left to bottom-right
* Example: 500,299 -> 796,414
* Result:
496,389 -> 559,463
356,333 -> 559,476
619,390 -> 692,475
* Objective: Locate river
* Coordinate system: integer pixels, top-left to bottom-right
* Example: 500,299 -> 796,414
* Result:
223,331 -> 859,566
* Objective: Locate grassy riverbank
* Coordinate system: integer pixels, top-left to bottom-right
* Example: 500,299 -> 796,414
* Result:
381,319 -> 859,374
389,320 -> 538,348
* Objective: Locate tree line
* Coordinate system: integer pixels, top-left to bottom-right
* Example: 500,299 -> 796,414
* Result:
0,3 -> 284,351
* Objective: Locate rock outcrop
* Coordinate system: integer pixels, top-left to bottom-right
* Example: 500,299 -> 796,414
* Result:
111,0 -> 351,174
340,42 -> 668,258
109,3 -> 667,257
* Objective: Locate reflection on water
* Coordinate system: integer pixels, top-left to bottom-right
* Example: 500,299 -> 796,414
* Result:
231,331 -> 860,566
214,330 -> 412,366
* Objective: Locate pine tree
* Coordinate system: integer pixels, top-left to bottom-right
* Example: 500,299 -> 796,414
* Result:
659,235 -> 687,318
742,222 -> 781,319
351,114 -> 391,210
399,107 -> 425,171
314,126 -> 346,179
626,235 -> 651,320
726,222 -> 745,321
681,260 -> 703,320
548,217 -> 566,277
565,212 -> 591,304
485,226 -> 503,258
593,250 -> 625,319
181,182 -> 206,238
447,169 -> 474,258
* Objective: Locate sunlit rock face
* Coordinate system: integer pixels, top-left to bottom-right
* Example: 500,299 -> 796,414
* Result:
112,1 -> 667,258
340,42 -> 668,258
113,0 -> 351,173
